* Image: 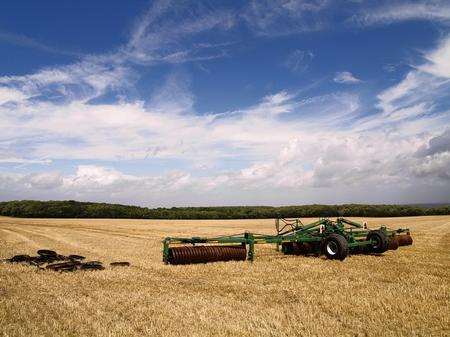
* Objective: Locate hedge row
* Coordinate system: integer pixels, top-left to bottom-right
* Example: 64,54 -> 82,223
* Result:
0,200 -> 449,219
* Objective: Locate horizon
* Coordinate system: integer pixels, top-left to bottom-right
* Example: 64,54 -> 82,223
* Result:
1,1 -> 450,207
1,199 -> 449,209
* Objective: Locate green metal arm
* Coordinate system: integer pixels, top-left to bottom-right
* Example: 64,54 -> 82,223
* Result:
338,218 -> 364,228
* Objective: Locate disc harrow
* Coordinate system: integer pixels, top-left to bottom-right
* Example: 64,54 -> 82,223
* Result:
163,218 -> 413,264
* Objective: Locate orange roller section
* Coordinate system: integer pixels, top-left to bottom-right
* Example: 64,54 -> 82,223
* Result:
167,245 -> 247,265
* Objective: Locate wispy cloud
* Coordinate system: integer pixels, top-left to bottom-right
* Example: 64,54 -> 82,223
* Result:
0,57 -> 131,107
284,50 -> 314,73
355,35 -> 450,132
333,71 -> 362,84
0,31 -> 83,57
378,36 -> 450,114
0,158 -> 52,165
352,1 -> 450,26
242,0 -> 450,36
123,0 -> 235,64
419,36 -> 450,78
242,0 -> 330,36
0,1 -> 238,111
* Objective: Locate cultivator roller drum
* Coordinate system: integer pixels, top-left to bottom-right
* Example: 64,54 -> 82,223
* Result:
167,245 -> 247,265
397,234 -> 413,246
388,237 -> 399,250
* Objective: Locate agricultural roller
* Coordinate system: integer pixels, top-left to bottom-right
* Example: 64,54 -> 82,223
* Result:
162,217 -> 413,264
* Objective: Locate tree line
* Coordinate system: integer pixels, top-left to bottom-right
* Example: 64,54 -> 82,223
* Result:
0,200 -> 449,219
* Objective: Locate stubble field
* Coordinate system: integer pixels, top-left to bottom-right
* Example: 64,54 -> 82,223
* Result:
0,216 -> 449,337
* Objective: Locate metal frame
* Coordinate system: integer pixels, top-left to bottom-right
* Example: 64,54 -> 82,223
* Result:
162,217 -> 411,263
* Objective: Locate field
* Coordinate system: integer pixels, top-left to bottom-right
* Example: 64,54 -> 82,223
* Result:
0,216 -> 449,337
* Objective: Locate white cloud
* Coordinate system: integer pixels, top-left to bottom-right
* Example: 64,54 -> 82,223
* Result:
333,71 -> 361,84
0,87 -> 28,105
0,2 -> 450,205
26,172 -> 63,190
353,1 -> 450,26
0,1 -> 237,115
147,71 -> 194,114
284,50 -> 314,73
416,128 -> 450,156
124,0 -> 235,64
0,56 -> 131,105
0,158 -> 51,165
412,152 -> 450,180
354,35 -> 450,131
66,165 -> 134,188
376,72 -> 420,114
1,122 -> 449,204
242,0 -> 330,36
419,36 -> 450,78
0,165 -> 194,204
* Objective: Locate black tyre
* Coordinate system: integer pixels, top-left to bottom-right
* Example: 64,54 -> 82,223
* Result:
110,262 -> 130,267
84,261 -> 102,266
30,256 -> 49,265
37,250 -> 57,257
46,261 -> 80,271
367,230 -> 389,253
41,255 -> 58,263
81,263 -> 105,270
68,255 -> 85,261
9,254 -> 31,263
323,234 -> 348,261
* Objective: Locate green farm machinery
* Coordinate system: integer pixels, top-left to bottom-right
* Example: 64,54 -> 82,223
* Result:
162,217 -> 413,265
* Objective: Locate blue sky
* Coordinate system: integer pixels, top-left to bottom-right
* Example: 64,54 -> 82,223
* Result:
0,0 -> 449,206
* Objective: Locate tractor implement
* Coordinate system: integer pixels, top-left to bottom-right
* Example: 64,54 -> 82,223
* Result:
162,218 -> 412,264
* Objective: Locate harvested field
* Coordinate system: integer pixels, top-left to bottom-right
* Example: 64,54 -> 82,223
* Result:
0,216 -> 449,337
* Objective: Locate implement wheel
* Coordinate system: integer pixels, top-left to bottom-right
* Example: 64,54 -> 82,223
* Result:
367,230 -> 389,253
323,234 -> 348,261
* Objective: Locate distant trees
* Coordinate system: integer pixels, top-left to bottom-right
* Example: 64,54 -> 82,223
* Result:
0,200 -> 449,219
